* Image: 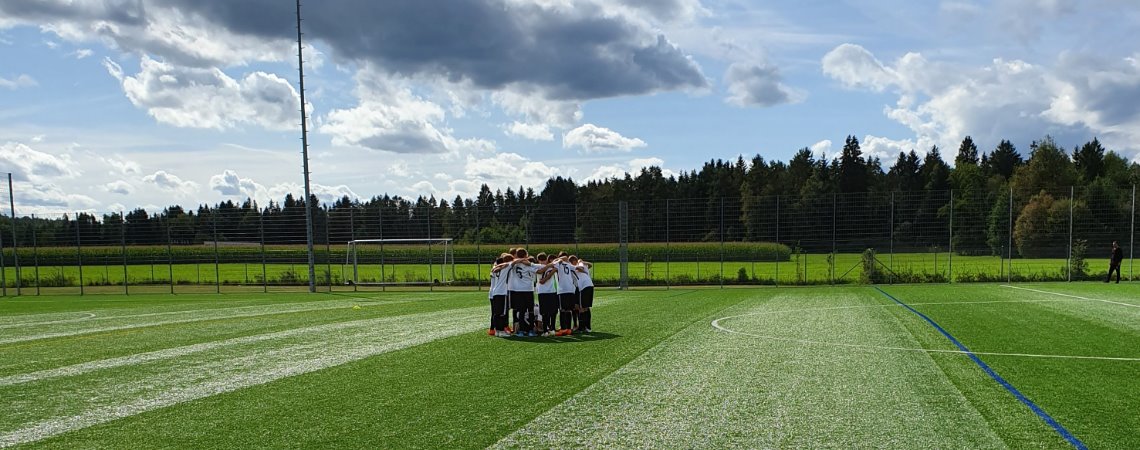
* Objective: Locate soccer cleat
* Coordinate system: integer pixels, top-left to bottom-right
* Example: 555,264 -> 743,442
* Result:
555,329 -> 568,336
496,331 -> 511,337
505,326 -> 513,333
584,328 -> 592,333
488,328 -> 496,336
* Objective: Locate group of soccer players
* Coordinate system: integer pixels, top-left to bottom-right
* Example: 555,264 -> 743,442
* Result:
487,248 -> 595,337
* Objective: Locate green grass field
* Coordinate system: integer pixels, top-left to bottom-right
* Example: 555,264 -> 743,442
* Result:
1,283 -> 1137,448
3,250 -> 1130,291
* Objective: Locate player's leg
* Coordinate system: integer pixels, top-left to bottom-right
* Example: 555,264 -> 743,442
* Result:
557,293 -> 574,335
580,286 -> 594,332
492,295 -> 509,336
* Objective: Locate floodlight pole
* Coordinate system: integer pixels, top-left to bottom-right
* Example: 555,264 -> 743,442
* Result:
296,0 -> 316,293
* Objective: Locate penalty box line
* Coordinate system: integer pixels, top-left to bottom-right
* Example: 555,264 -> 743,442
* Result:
1001,285 -> 1140,309
874,287 -> 1086,450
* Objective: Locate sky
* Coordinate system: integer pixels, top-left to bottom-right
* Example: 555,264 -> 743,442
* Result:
1,0 -> 1140,217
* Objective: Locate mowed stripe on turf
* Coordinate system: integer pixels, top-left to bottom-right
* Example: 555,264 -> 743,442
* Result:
0,298 -> 414,345
0,305 -> 487,448
494,289 -> 1019,448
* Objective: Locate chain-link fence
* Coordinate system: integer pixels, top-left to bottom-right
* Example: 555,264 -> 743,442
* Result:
0,185 -> 1134,295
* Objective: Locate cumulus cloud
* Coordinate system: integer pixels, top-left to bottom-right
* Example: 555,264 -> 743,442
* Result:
563,124 -> 647,153
724,62 -> 801,107
504,122 -> 555,141
810,140 -> 832,159
142,170 -> 198,193
72,48 -> 93,59
19,182 -> 98,211
822,43 -> 1140,159
585,157 -> 673,182
4,0 -> 707,101
491,90 -> 582,130
464,153 -> 560,182
104,56 -> 300,130
0,74 -> 36,89
209,169 -> 265,198
0,141 -> 78,181
102,180 -> 133,195
100,155 -> 142,176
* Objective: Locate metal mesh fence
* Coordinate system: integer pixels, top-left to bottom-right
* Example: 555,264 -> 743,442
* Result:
0,185 -> 1134,295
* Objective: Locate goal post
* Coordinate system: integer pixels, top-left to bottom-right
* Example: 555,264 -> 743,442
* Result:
345,238 -> 454,286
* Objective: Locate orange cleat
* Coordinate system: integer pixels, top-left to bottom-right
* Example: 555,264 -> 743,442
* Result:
488,328 -> 496,336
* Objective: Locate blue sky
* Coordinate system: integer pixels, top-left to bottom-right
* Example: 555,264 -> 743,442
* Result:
1,0 -> 1139,216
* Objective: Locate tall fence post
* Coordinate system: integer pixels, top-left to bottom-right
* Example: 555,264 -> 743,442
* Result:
75,213 -> 83,295
719,197 -> 724,289
0,211 -> 6,297
428,205 -> 434,292
378,208 -> 385,291
949,190 -> 954,283
212,212 -> 220,293
1007,186 -> 1014,283
8,173 -> 20,295
325,210 -> 332,292
31,215 -> 39,295
121,211 -> 128,295
475,205 -> 481,291
831,193 -> 837,285
259,212 -> 267,293
167,220 -> 174,294
889,192 -> 894,284
774,195 -> 780,287
619,201 -> 629,290
661,199 -> 665,290
1067,186 -> 1074,282
350,208 -> 358,292
1131,184 -> 1136,282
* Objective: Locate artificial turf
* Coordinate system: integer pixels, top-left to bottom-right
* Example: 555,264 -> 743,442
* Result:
0,284 -> 1135,448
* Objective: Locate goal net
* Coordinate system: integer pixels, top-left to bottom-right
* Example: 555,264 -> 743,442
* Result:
345,238 -> 455,286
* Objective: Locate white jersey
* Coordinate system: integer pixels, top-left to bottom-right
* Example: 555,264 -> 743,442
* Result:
507,262 -> 538,292
553,261 -> 578,295
536,266 -> 557,294
575,263 -> 594,289
489,266 -> 509,297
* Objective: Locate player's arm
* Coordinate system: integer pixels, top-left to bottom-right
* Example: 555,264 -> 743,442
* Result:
539,270 -> 555,283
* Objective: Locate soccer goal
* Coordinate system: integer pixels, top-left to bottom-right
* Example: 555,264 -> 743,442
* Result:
345,238 -> 455,286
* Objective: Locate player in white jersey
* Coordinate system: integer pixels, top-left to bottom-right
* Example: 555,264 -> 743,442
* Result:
534,253 -> 559,336
573,256 -> 595,333
507,249 -> 541,336
552,252 -> 579,336
487,254 -> 513,337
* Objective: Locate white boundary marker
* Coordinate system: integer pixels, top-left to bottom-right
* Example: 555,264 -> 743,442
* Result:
711,300 -> 1140,362
1001,285 -> 1140,309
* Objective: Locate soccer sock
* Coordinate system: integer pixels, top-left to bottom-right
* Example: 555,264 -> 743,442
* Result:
582,310 -> 591,329
573,310 -> 580,329
560,309 -> 571,330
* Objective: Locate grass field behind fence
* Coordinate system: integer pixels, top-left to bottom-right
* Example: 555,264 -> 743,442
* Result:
1,284 -> 1136,447
0,251 -> 1129,292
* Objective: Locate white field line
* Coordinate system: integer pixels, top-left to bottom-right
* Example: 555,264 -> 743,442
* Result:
0,297 -> 406,330
711,302 -> 1140,362
0,299 -> 413,345
1001,285 -> 1140,309
0,308 -> 445,387
0,306 -> 487,448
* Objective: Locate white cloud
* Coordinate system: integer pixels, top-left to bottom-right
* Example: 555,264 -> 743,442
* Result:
209,170 -> 265,198
492,90 -> 582,129
0,74 -> 36,89
18,182 -> 98,212
464,153 -> 560,183
585,157 -> 673,182
810,140 -> 832,159
504,122 -> 555,141
563,124 -> 647,153
0,141 -> 78,182
72,48 -> 93,59
102,180 -> 133,195
142,170 -> 198,193
724,62 -> 802,107
822,43 -> 1140,160
100,155 -> 142,176
104,56 -> 300,130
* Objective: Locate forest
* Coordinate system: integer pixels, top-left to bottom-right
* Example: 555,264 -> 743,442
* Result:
4,135 -> 1138,259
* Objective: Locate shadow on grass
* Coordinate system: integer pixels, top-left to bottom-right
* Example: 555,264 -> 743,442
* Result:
499,331 -> 621,344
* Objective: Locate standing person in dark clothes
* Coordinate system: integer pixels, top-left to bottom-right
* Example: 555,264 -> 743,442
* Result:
1106,241 -> 1124,283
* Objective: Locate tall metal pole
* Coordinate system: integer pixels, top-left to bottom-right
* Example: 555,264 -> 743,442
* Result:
121,211 -> 128,295
1067,186 -> 1074,282
665,199 -> 670,290
296,0 -> 316,293
166,221 -> 174,294
774,195 -> 780,287
1007,186 -> 1014,283
948,190 -> 954,283
212,213 -> 220,293
30,214 -> 39,295
719,197 -> 724,289
831,193 -> 837,285
1130,185 -> 1135,282
9,173 -> 20,295
75,213 -> 83,295
889,192 -> 894,284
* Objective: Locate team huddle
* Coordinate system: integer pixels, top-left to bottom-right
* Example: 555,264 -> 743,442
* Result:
487,248 -> 595,337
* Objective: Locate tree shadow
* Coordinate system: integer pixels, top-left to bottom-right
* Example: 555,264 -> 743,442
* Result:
501,332 -> 621,344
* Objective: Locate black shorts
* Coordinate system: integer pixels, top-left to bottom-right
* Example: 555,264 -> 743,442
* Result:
558,292 -> 578,310
538,292 -> 559,310
491,294 -> 508,315
579,286 -> 595,308
509,291 -> 534,310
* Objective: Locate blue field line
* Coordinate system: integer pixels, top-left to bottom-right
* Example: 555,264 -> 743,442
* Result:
873,287 -> 1086,450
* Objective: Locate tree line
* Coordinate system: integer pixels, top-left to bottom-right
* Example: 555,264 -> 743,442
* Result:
5,135 -> 1139,258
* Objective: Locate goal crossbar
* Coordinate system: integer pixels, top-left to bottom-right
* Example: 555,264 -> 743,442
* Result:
345,238 -> 454,286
